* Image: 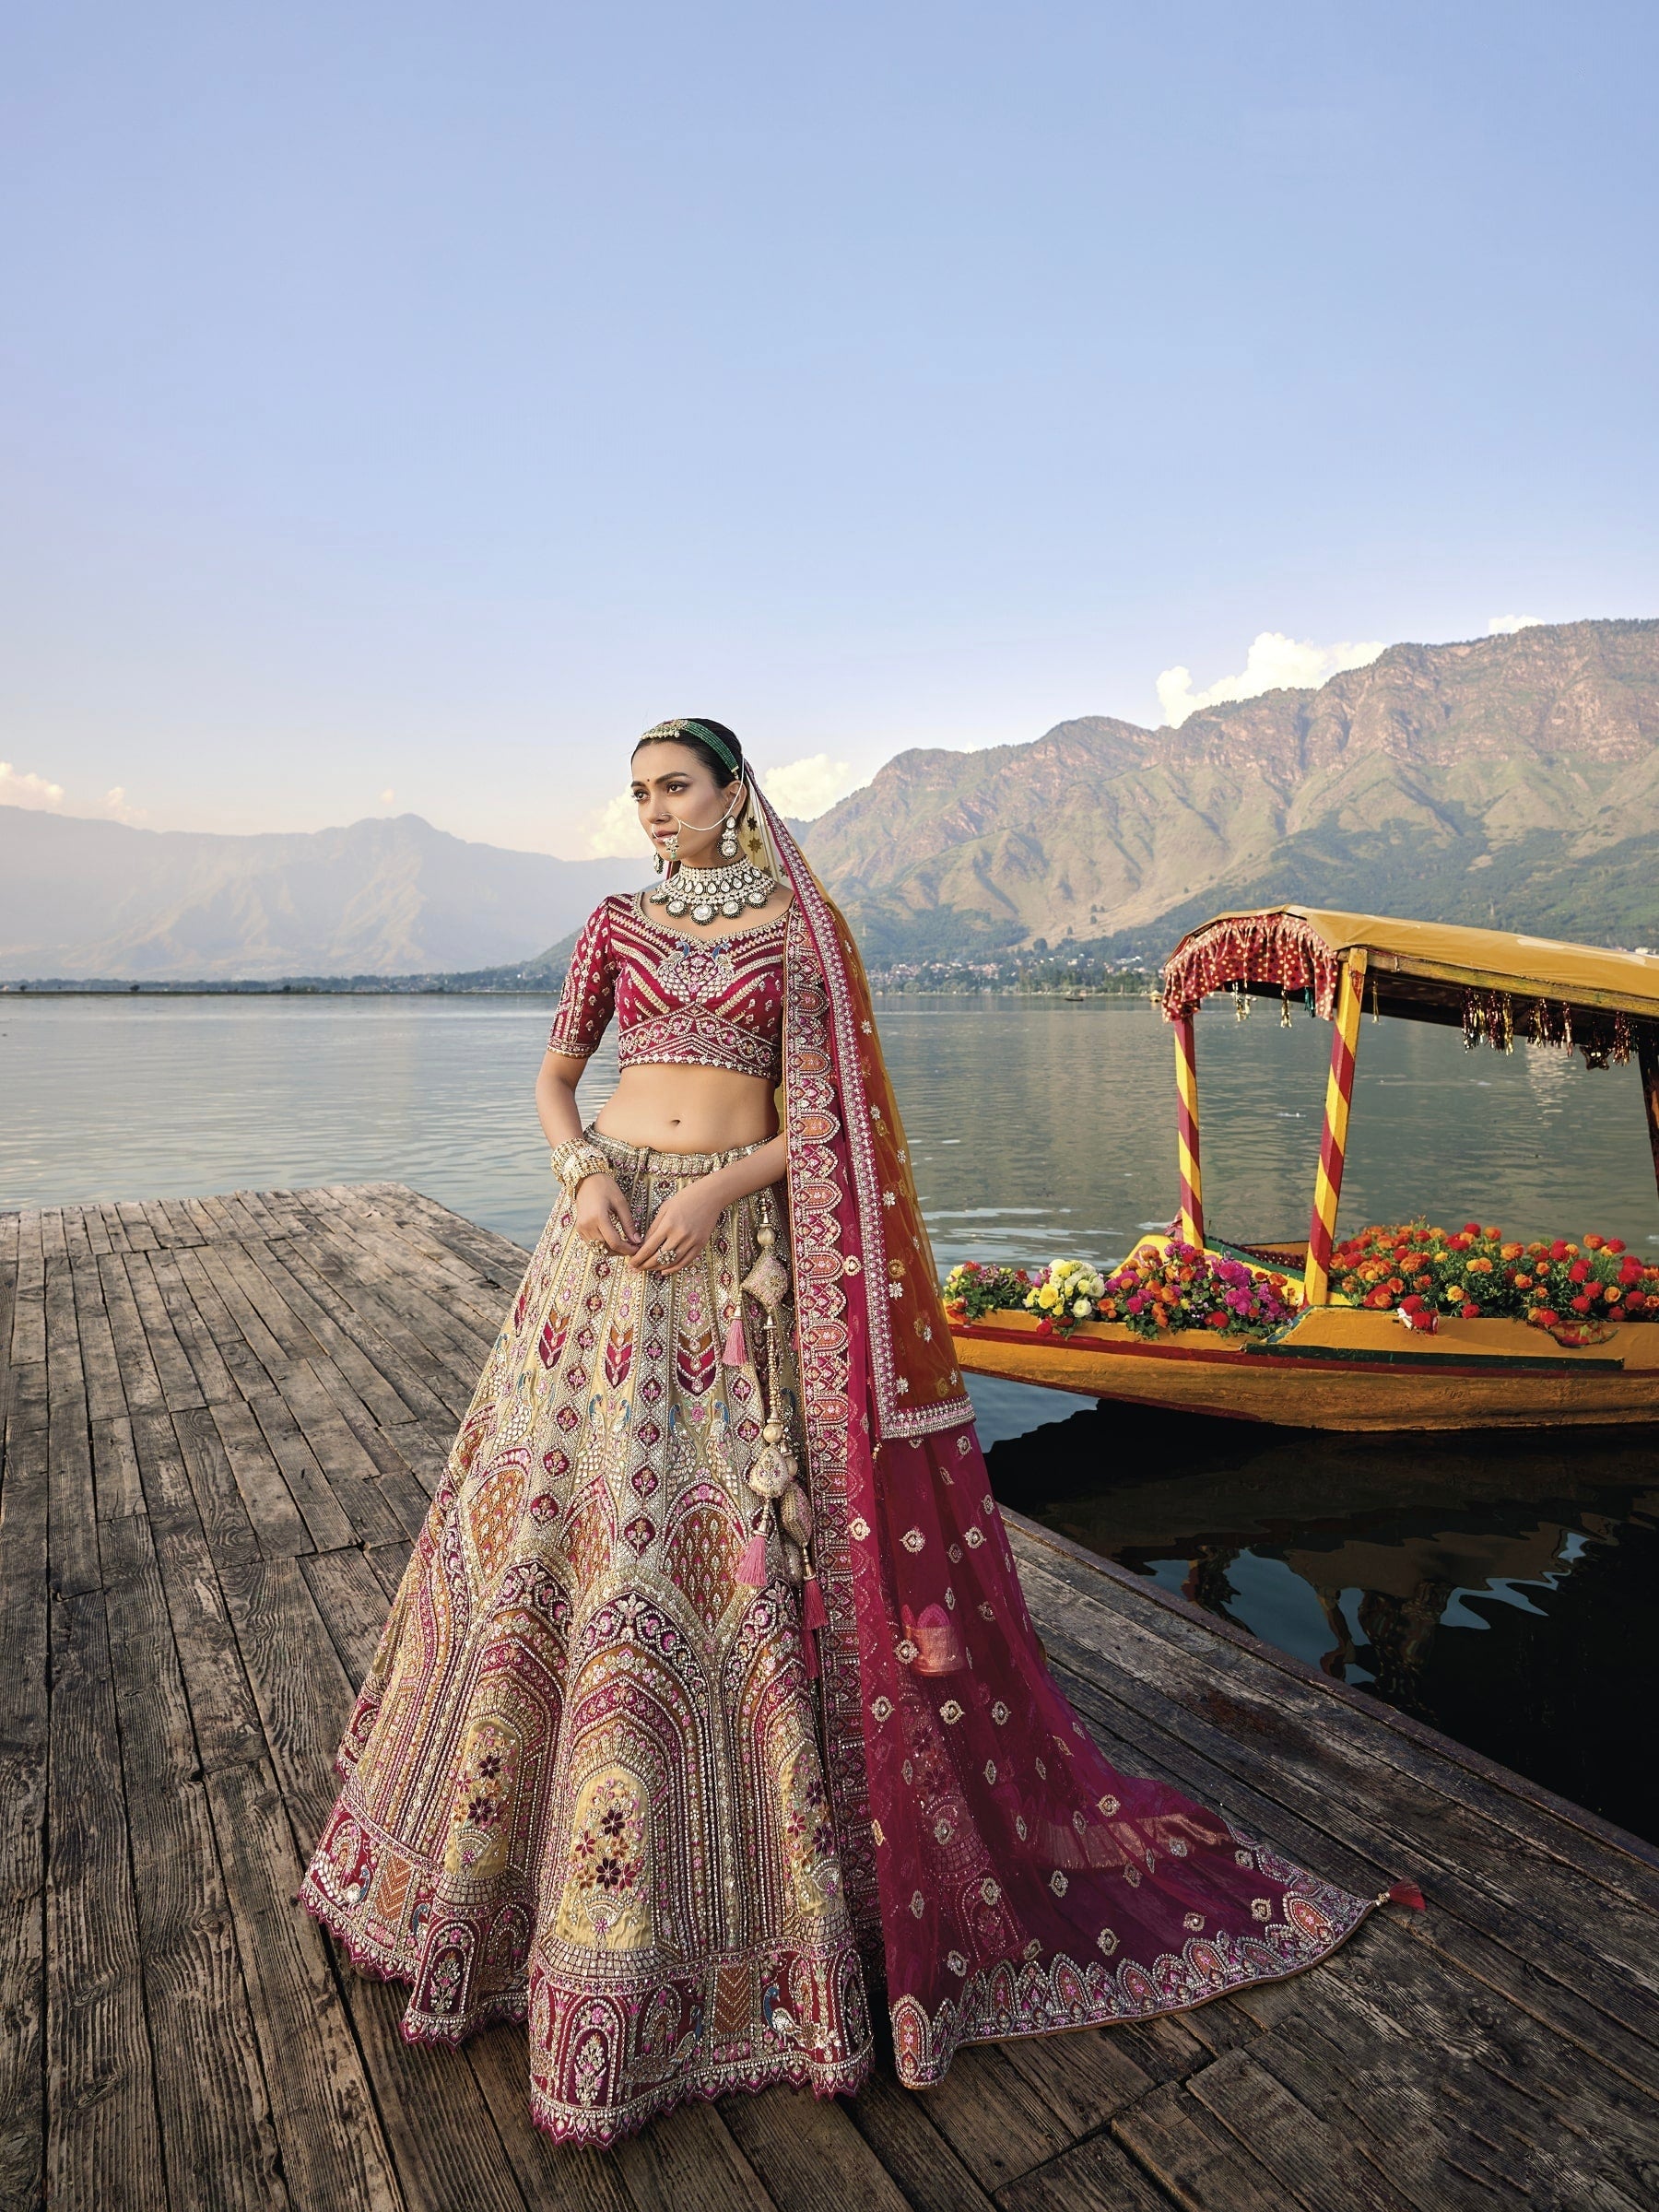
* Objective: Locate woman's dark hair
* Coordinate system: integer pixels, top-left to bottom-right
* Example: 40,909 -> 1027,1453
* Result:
631,718 -> 745,787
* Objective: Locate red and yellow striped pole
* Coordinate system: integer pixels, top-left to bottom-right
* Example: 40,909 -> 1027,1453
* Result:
1173,1012 -> 1205,1248
1304,951 -> 1368,1306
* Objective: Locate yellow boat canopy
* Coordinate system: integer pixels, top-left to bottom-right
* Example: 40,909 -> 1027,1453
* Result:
1161,904 -> 1659,1036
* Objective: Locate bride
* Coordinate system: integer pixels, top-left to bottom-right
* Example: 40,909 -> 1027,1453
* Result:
300,717 -> 1386,2143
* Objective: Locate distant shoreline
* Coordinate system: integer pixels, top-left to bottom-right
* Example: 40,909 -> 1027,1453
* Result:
1,971 -> 1156,1003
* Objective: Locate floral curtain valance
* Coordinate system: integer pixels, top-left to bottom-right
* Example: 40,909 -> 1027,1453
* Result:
1160,911 -> 1342,1022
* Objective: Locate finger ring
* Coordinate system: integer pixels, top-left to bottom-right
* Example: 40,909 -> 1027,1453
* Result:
661,1245 -> 678,1266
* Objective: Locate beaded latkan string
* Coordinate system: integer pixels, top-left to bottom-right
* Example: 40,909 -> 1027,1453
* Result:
730,1189 -> 829,1673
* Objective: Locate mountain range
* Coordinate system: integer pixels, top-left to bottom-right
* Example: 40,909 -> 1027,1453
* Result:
5,618 -> 1656,981
801,617 -> 1659,959
0,810 -> 634,981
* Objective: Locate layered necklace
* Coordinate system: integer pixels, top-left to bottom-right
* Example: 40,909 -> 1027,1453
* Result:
650,858 -> 776,924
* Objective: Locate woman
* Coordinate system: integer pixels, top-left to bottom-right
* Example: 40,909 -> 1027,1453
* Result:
300,717 -> 1398,2144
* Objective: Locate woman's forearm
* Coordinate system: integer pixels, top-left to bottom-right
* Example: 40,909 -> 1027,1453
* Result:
535,1060 -> 589,1148
700,1133 -> 788,1209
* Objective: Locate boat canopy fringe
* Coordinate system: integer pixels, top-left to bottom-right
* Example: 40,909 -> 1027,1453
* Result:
1161,911 -> 1341,1024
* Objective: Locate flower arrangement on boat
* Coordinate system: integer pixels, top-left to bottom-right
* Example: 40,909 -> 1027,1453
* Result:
1329,1222 -> 1659,1328
944,1245 -> 1299,1341
940,1262 -> 1033,1324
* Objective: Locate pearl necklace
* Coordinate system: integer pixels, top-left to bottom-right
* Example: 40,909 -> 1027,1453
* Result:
650,858 -> 776,924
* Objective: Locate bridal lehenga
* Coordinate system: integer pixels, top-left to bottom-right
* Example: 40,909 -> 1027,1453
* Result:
300,784 -> 1387,2145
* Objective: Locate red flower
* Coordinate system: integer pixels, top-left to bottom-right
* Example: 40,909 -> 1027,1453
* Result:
1460,1301 -> 1480,1318
1571,1294 -> 1592,1313
1534,1308 -> 1559,1327
1462,1221 -> 1482,1237
1568,1261 -> 1589,1283
1606,1239 -> 1626,1254
1549,1241 -> 1570,1261
1629,1291 -> 1648,1311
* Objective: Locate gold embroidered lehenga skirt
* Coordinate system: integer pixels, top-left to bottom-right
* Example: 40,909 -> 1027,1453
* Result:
300,1130 -> 873,2141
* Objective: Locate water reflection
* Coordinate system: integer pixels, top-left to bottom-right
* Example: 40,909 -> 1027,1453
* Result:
979,1383 -> 1659,1845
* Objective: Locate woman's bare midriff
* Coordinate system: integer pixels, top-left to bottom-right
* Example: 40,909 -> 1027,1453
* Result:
593,1062 -> 779,1154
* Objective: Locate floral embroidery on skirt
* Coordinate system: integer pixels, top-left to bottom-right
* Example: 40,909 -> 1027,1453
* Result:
300,1131 -> 871,2144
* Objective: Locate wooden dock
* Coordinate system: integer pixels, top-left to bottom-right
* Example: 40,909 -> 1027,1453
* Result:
3,1182 -> 1657,2212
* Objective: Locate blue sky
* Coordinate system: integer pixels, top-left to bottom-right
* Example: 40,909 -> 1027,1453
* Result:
3,0 -> 1655,857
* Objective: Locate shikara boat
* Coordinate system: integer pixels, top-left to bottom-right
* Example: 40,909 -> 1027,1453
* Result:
949,904 -> 1659,1430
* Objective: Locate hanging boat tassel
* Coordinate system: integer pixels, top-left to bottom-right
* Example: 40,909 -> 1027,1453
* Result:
1379,1879 -> 1426,1911
722,1307 -> 749,1366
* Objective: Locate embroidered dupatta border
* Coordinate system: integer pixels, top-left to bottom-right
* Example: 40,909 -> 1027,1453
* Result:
764,799 -> 973,1445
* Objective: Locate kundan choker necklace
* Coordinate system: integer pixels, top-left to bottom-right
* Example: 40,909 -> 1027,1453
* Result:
650,857 -> 776,924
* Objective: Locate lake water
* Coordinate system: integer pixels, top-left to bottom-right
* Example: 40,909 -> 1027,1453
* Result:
6,991 -> 1658,1839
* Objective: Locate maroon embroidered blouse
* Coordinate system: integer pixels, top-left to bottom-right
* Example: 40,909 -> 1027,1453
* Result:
547,893 -> 787,1083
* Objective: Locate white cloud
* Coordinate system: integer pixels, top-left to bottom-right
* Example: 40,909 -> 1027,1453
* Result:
0,762 -> 67,810
756,753 -> 857,820
1488,613 -> 1544,635
585,791 -> 651,860
380,786 -> 396,806
1156,631 -> 1387,729
101,785 -> 148,825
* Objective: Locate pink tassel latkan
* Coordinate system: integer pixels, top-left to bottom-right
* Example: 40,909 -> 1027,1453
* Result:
723,1311 -> 749,1366
1385,1880 -> 1426,1911
801,1573 -> 829,1630
735,1528 -> 770,1587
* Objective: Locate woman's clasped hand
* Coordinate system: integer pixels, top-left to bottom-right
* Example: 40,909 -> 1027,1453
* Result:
572,1169 -> 726,1275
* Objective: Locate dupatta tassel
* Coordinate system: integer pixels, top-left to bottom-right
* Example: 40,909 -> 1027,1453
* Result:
735,1514 -> 772,1588
722,1308 -> 750,1366
1380,1879 -> 1426,1911
801,1567 -> 829,1630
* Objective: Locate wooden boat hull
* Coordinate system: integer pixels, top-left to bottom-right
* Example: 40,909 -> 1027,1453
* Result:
951,1306 -> 1659,1431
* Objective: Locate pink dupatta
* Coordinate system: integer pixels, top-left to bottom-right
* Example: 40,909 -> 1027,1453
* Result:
754,791 -> 1386,2086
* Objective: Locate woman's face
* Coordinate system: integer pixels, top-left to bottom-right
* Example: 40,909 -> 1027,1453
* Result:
629,742 -> 740,867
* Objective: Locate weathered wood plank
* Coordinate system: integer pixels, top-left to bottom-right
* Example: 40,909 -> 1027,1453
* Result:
838,2060 -> 1001,2212
175,1403 -> 292,1568
204,1397 -> 316,1558
1110,2080 -> 1300,2212
263,1359 -> 411,1547
112,1200 -> 159,1253
171,1247 -> 280,1399
265,1239 -> 468,1425
64,1237 -> 127,1426
90,1414 -> 146,1523
1184,2043 -> 1422,2212
213,1546 -> 358,1843
990,2123 -> 1173,2212
611,2096 -> 777,2212
301,1360 -> 436,1535
115,1246 -> 206,1410
464,2021 -> 636,2212
127,1409 -> 268,1778
98,1511 -> 288,2211
299,1547 -> 394,1683
238,1239 -> 426,1430
204,1755 -> 404,2212
0,1363 -> 48,2212
9,1210 -> 46,1368
91,1248 -> 168,1416
247,1389 -> 379,1552
44,1250 -> 100,1603
717,2084 -> 914,2212
147,1249 -> 241,1406
46,1589 -> 167,2212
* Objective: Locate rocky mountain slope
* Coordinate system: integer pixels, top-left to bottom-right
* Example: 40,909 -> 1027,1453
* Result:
0,809 -> 634,980
803,618 -> 1659,959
